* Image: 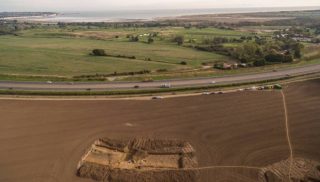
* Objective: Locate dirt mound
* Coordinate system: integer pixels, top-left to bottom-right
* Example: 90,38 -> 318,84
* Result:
259,158 -> 320,182
77,138 -> 199,182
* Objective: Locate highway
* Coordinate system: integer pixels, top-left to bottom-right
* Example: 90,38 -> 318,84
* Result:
0,64 -> 320,91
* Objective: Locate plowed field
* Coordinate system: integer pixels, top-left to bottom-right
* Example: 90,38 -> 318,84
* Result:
0,79 -> 319,182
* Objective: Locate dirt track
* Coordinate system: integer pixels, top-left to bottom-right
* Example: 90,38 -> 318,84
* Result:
0,79 -> 319,182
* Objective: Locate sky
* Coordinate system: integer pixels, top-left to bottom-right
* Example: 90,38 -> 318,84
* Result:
1,0 -> 320,12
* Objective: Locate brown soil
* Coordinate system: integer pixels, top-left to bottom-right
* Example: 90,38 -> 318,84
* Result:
285,79 -> 320,163
260,158 -> 320,182
77,138 -> 198,181
0,79 -> 319,182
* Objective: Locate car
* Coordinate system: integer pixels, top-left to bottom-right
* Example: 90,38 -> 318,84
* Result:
210,81 -> 217,84
251,86 -> 258,90
274,84 -> 283,90
160,83 -> 171,88
46,81 -> 53,84
133,85 -> 140,89
202,92 -> 211,95
213,91 -> 224,94
238,88 -> 244,91
152,96 -> 164,100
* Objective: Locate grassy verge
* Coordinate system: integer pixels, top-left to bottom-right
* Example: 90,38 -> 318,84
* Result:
117,58 -> 320,81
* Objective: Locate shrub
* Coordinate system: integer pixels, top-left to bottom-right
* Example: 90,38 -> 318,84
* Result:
253,59 -> 266,67
92,49 -> 107,56
129,36 -> 139,42
172,35 -> 184,45
147,37 -> 154,44
180,61 -> 187,65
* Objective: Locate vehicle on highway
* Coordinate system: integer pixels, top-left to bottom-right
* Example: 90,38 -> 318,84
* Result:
213,91 -> 224,94
202,92 -> 211,95
152,96 -> 164,100
134,85 -> 140,89
251,86 -> 258,90
46,81 -> 53,84
210,81 -> 217,84
160,83 -> 171,88
274,84 -> 283,89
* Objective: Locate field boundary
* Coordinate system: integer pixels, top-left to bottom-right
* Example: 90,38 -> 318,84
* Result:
281,90 -> 294,180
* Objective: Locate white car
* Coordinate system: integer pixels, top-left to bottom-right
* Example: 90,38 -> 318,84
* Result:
202,92 -> 211,95
152,96 -> 164,100
210,81 -> 217,84
251,86 -> 258,90
160,83 -> 171,88
47,81 -> 53,84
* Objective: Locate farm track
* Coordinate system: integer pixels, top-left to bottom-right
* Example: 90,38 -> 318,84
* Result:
281,90 -> 294,181
0,79 -> 319,182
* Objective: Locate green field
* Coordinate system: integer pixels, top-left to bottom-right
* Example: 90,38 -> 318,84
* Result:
0,23 -> 319,82
0,27 -> 236,78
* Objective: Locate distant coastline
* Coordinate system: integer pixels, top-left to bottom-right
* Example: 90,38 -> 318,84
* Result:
1,6 -> 320,23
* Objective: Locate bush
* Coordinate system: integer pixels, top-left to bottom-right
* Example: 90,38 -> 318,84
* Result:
180,61 -> 187,65
265,53 -> 284,63
147,37 -> 154,44
172,35 -> 184,45
92,49 -> 107,56
253,59 -> 266,67
129,36 -> 139,42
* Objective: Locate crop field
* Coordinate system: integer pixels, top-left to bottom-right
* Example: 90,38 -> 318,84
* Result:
0,27 -> 236,77
0,79 -> 319,182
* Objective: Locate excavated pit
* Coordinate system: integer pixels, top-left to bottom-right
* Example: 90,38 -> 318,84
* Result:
259,158 -> 320,182
77,138 -> 199,182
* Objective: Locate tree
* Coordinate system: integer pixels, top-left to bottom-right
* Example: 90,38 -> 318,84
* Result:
92,49 -> 107,56
173,35 -> 184,45
129,36 -> 139,42
253,59 -> 266,67
315,28 -> 320,35
147,37 -> 154,44
236,42 -> 263,63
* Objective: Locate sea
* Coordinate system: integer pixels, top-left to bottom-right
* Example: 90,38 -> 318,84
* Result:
3,6 -> 320,23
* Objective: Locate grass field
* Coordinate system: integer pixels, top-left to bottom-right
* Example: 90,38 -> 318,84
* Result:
0,27 -> 234,77
0,26 -> 319,81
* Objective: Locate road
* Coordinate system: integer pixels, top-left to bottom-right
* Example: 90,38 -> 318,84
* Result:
0,64 -> 320,91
